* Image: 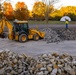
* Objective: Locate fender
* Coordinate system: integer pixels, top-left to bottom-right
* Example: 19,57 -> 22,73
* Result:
29,29 -> 45,38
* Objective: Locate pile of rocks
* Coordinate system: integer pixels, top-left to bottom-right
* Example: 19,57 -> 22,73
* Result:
0,50 -> 36,75
40,27 -> 61,43
56,29 -> 76,40
0,50 -> 76,75
40,27 -> 76,43
31,53 -> 76,75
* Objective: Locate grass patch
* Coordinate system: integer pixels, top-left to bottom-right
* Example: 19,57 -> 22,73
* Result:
10,20 -> 76,25
28,20 -> 76,25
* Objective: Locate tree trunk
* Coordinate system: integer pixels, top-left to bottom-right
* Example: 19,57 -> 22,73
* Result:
45,10 -> 49,24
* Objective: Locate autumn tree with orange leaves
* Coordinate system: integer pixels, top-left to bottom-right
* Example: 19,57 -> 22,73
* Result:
59,6 -> 76,20
0,4 -> 2,18
0,1 -> 76,21
29,10 -> 33,20
32,1 -> 46,20
32,1 -> 54,21
42,0 -> 58,23
3,2 -> 14,20
50,6 -> 76,21
14,2 -> 29,20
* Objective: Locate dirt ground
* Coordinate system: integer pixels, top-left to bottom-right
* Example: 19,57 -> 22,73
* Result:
0,24 -> 76,58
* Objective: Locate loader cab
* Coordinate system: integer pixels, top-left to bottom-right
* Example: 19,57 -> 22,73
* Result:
13,21 -> 29,34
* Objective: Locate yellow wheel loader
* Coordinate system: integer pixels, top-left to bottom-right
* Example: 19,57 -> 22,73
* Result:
0,18 -> 45,42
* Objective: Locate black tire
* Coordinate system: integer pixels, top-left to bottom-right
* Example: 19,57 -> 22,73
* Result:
33,34 -> 39,41
19,34 -> 28,43
2,33 -> 7,38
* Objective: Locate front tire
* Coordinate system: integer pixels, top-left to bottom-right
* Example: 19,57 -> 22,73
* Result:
19,34 -> 28,43
33,34 -> 39,41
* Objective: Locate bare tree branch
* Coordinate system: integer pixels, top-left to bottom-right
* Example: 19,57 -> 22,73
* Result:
41,0 -> 60,23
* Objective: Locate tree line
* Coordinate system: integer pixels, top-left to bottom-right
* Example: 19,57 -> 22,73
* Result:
0,1 -> 76,21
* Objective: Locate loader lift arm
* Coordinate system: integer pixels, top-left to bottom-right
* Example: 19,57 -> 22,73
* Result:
0,18 -> 14,40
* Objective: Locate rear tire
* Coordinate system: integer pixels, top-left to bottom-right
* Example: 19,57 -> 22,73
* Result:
19,34 -> 28,43
33,34 -> 39,41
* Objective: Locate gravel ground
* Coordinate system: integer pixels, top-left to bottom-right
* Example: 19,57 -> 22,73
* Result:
0,38 -> 76,58
0,24 -> 76,58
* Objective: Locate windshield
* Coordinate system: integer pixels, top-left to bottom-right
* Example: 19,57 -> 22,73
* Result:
13,22 -> 28,32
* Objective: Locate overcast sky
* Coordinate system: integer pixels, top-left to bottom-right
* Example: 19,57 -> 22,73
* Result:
1,0 -> 76,10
